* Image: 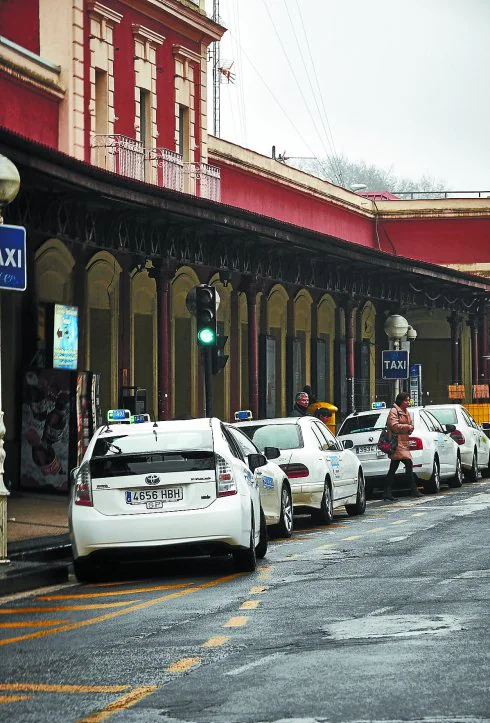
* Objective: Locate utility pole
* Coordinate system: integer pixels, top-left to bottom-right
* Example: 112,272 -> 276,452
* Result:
211,0 -> 220,137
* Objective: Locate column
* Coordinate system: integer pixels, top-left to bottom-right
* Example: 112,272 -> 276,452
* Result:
285,293 -> 295,413
117,257 -> 132,399
150,264 -> 172,420
480,305 -> 488,383
229,288 -> 240,419
246,285 -> 259,421
469,316 -> 479,388
448,312 -> 462,384
344,300 -> 356,414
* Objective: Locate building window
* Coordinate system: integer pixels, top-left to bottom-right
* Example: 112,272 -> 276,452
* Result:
178,105 -> 190,161
95,69 -> 108,136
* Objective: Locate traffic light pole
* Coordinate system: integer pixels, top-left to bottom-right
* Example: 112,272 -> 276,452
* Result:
203,346 -> 213,417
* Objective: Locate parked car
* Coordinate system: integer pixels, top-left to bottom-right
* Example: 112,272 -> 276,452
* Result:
337,406 -> 463,495
234,416 -> 366,523
69,415 -> 268,582
426,404 -> 490,480
225,424 -> 293,538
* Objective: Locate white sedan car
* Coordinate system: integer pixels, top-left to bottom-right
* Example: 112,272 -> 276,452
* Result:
225,424 -> 293,538
69,415 -> 267,582
235,416 -> 366,523
337,406 -> 463,495
426,404 -> 490,481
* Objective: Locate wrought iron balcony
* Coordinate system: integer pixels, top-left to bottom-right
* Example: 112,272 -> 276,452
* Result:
90,135 -> 220,199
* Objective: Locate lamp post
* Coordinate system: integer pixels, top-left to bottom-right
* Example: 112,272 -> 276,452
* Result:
0,154 -> 21,564
384,314 -> 409,400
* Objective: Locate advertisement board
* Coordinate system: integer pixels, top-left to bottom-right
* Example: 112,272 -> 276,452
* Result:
53,304 -> 78,370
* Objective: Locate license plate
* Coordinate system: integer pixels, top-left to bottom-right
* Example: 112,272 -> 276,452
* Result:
356,444 -> 377,454
125,487 -> 183,505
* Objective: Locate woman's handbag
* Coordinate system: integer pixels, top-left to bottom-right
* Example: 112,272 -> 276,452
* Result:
377,427 -> 398,455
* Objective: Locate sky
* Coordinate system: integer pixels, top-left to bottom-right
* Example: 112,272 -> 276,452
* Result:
205,0 -> 490,191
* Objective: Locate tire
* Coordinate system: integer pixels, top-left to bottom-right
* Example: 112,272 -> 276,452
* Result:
466,450 -> 478,482
312,479 -> 334,525
345,470 -> 367,516
233,515 -> 257,572
424,458 -> 440,494
73,557 -> 98,583
271,484 -> 293,538
448,455 -> 464,488
255,507 -> 268,559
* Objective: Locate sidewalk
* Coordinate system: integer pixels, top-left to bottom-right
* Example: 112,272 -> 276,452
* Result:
1,492 -> 72,597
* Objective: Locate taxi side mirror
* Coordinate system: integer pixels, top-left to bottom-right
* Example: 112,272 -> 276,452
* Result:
263,446 -> 280,460
248,453 -> 267,473
342,439 -> 354,449
443,424 -> 456,433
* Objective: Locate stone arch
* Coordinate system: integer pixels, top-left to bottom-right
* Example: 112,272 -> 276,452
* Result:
131,269 -> 157,420
407,309 -> 455,404
86,251 -> 121,416
35,238 -> 75,303
171,266 -> 201,418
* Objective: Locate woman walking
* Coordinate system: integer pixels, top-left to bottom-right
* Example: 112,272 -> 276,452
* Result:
384,391 -> 423,501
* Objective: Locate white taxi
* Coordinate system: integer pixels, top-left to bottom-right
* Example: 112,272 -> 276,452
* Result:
235,416 -> 366,523
426,404 -> 490,480
69,412 -> 267,581
337,406 -> 462,495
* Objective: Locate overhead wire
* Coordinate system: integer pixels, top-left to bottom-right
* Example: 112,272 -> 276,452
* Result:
258,0 -> 335,181
281,0 -> 341,182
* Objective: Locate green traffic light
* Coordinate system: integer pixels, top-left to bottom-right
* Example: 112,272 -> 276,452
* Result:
197,327 -> 216,345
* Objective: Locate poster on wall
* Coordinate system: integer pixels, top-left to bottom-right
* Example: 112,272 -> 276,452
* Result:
53,304 -> 78,370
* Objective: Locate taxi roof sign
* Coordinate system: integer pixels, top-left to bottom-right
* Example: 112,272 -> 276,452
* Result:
107,409 -> 131,422
130,414 -> 146,424
371,401 -> 386,409
234,409 -> 253,421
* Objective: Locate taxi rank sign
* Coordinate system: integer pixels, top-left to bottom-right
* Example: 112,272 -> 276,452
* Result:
0,224 -> 27,291
382,349 -> 410,379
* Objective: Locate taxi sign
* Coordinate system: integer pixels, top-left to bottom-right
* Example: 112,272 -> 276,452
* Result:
371,401 -> 386,409
234,409 -> 252,421
107,409 -> 131,422
130,414 -> 146,424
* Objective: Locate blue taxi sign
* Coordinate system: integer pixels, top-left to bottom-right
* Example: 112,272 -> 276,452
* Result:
371,401 -> 386,409
0,224 -> 27,291
234,410 -> 252,421
107,409 -> 131,422
130,414 -> 146,424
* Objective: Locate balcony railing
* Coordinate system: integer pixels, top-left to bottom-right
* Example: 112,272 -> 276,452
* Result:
90,135 -> 220,200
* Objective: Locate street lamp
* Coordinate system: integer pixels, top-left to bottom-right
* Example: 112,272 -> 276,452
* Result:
384,314 -> 409,399
0,154 -> 21,564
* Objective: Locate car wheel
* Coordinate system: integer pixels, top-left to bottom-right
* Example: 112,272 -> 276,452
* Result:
255,507 -> 268,559
271,484 -> 293,538
73,557 -> 99,584
466,450 -> 478,482
345,470 -> 367,516
233,514 -> 257,572
448,455 -> 463,488
312,480 -> 334,525
424,458 -> 440,494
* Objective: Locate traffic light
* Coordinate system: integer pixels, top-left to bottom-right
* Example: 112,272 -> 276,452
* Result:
212,334 -> 229,375
195,285 -> 217,346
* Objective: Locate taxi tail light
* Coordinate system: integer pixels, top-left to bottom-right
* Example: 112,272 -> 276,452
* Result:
215,454 -> 237,497
74,465 -> 93,507
279,463 -> 309,478
408,437 -> 423,451
450,429 -> 465,445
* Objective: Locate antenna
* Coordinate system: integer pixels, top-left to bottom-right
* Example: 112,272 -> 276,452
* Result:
212,0 -> 220,137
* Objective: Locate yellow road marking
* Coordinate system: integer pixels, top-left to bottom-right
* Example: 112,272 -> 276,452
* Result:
342,535 -> 361,541
0,603 -> 140,613
391,520 -> 408,525
368,527 -> 385,533
38,583 -> 192,600
412,512 -> 426,517
0,574 -> 241,647
249,586 -> 266,594
224,616 -> 248,627
0,695 -> 32,703
78,686 -> 157,723
166,657 -> 201,673
0,621 -> 69,628
316,543 -> 333,549
240,600 -> 259,610
202,635 -> 229,648
283,554 -> 297,560
258,567 -> 271,580
0,685 -> 129,693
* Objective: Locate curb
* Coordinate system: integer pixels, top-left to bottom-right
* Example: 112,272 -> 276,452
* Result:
0,559 -> 71,597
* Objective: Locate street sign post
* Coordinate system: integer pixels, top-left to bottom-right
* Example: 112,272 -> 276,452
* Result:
0,224 -> 27,291
382,349 -> 410,379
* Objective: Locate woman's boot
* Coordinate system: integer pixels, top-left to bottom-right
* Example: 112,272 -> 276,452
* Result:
410,480 -> 423,498
383,482 -> 395,501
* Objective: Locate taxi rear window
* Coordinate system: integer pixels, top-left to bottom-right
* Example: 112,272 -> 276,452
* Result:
92,430 -> 213,457
239,424 -> 302,451
90,451 -> 215,479
339,412 -> 388,435
429,408 -> 457,425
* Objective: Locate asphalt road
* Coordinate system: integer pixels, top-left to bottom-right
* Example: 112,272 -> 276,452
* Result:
1,480 -> 490,723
